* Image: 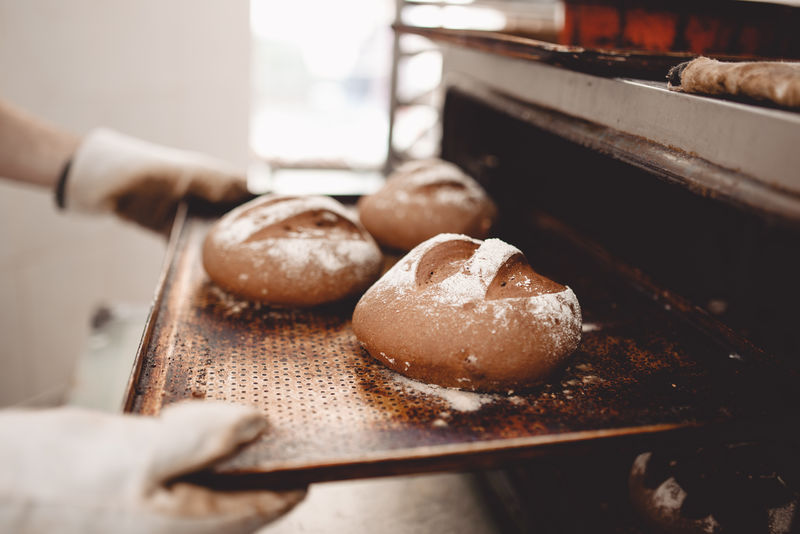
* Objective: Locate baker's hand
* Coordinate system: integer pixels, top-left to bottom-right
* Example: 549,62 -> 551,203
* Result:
0,401 -> 305,534
60,128 -> 252,232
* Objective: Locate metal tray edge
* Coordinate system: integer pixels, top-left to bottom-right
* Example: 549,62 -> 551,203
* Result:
121,204 -> 190,413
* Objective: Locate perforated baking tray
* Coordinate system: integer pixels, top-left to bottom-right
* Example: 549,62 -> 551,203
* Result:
124,206 -> 799,487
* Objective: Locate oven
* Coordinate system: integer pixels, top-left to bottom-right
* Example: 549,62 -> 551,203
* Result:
124,9 -> 800,533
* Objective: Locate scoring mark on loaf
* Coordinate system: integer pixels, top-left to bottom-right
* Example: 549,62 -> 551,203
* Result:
415,180 -> 467,193
432,238 -> 555,306
409,235 -> 566,304
400,159 -> 484,197
214,195 -> 367,247
244,209 -> 361,243
412,181 -> 481,207
375,159 -> 491,210
373,234 -> 581,322
485,254 -> 564,300
415,240 -> 478,287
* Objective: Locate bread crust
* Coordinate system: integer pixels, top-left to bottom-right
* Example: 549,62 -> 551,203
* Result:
358,159 -> 497,251
203,194 -> 383,307
352,234 -> 582,392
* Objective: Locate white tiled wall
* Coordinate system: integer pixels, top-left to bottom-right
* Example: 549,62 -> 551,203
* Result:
0,0 -> 250,407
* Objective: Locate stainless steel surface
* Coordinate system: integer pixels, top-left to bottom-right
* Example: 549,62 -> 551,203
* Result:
441,45 -> 800,208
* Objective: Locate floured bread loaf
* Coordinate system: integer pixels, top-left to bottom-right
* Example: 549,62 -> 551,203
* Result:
352,234 -> 582,392
203,194 -> 383,307
358,158 -> 497,251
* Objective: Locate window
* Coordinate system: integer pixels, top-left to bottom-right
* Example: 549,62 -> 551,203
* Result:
250,0 -> 395,174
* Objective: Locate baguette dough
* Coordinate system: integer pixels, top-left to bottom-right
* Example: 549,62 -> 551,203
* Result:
669,57 -> 800,108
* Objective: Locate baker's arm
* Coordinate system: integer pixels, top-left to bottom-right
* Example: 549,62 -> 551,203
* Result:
0,98 -> 79,189
0,97 -> 252,232
0,401 -> 305,534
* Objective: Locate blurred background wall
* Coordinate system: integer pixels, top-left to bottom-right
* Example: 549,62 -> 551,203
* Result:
0,0 -> 250,406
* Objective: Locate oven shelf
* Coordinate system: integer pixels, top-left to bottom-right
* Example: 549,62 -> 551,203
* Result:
415,27 -> 800,224
123,205 -> 800,488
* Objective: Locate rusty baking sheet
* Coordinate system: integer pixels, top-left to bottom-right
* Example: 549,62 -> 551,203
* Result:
124,207 -> 799,487
395,25 -> 775,81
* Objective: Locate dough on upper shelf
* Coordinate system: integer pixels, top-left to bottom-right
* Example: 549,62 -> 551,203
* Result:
203,194 -> 383,307
352,233 -> 582,392
358,158 -> 497,251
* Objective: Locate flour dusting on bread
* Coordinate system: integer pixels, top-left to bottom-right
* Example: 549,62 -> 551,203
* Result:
243,238 -> 380,278
215,195 -> 360,247
358,159 -> 497,251
352,233 -> 583,392
371,234 -> 580,337
203,194 -> 383,306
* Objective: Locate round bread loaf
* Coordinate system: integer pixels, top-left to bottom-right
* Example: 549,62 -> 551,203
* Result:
203,194 -> 383,307
358,158 -> 497,251
352,234 -> 582,392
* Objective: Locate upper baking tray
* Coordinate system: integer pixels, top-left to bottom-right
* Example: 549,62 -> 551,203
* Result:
395,25 -> 770,81
124,206 -> 799,487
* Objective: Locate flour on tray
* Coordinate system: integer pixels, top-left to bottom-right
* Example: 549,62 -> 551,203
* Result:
387,370 -> 497,412
208,285 -> 259,315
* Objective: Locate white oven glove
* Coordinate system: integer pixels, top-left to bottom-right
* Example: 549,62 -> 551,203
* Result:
0,401 -> 305,534
60,128 -> 252,232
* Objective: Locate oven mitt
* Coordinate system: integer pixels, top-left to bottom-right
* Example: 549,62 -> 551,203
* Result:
667,56 -> 800,108
59,128 -> 252,232
0,401 -> 306,534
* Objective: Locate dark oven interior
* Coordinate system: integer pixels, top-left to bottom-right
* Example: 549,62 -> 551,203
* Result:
442,87 -> 800,364
440,87 -> 800,533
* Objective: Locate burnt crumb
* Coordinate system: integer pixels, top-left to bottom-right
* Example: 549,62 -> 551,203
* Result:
667,60 -> 691,87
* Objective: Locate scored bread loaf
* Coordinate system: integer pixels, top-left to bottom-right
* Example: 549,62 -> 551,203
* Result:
352,233 -> 582,392
358,158 -> 497,251
203,194 -> 383,307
